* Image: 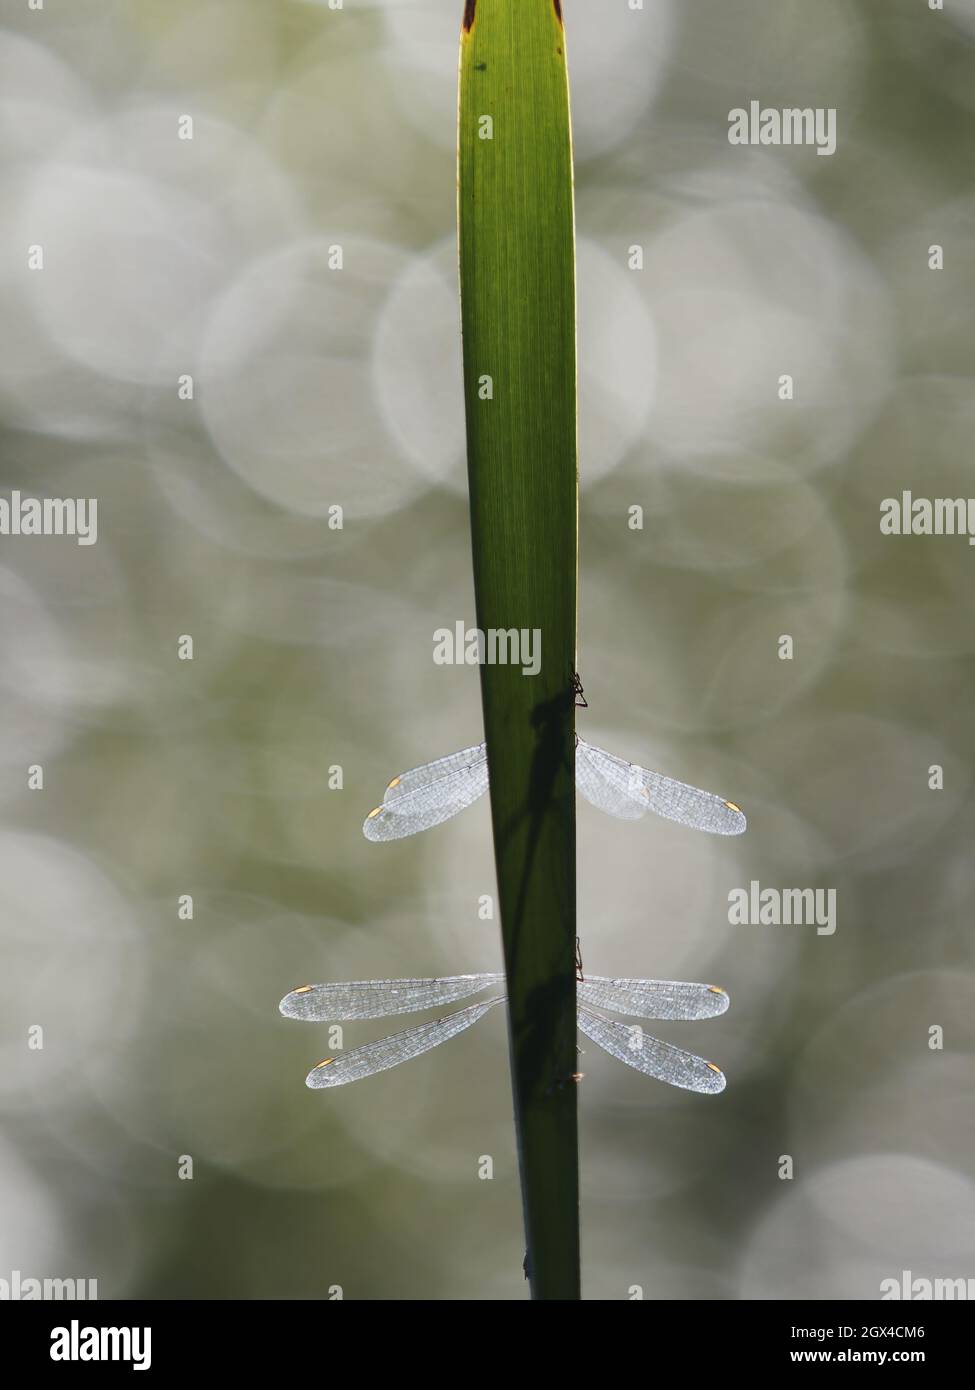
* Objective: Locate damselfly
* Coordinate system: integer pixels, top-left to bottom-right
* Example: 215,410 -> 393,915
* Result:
363,737 -> 746,841
279,972 -> 730,1095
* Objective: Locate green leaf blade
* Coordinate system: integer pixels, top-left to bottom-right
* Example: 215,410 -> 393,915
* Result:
458,0 -> 579,1301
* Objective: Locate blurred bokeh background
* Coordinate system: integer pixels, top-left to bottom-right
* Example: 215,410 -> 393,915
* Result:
1,0 -> 974,1301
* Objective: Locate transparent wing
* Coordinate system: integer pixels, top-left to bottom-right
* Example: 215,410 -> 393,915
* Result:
576,738 -> 746,835
576,1004 -> 726,1094
306,996 -> 504,1089
381,743 -> 487,804
578,976 -> 730,1022
574,738 -> 647,820
363,743 -> 489,840
280,974 -> 503,1022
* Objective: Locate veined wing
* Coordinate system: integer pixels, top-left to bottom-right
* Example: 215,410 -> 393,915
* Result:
280,973 -> 503,1022
575,737 -> 746,836
576,1004 -> 726,1094
363,743 -> 488,841
381,743 -> 487,804
306,996 -> 504,1088
577,976 -> 729,1022
574,739 -> 646,820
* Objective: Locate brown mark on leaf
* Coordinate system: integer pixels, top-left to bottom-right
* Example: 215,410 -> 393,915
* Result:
462,1 -> 477,33
554,0 -> 563,25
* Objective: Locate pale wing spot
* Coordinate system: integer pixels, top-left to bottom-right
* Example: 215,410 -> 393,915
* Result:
366,806 -> 383,820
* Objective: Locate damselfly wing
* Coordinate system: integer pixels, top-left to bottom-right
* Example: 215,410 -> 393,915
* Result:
304,998 -> 504,1089
576,976 -> 729,1021
280,973 -> 729,1095
362,737 -> 745,840
575,1007 -> 725,1095
575,739 -> 745,835
280,974 -> 504,1022
363,744 -> 489,841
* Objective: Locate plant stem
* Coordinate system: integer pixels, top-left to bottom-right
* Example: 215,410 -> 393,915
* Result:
457,0 -> 579,1300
